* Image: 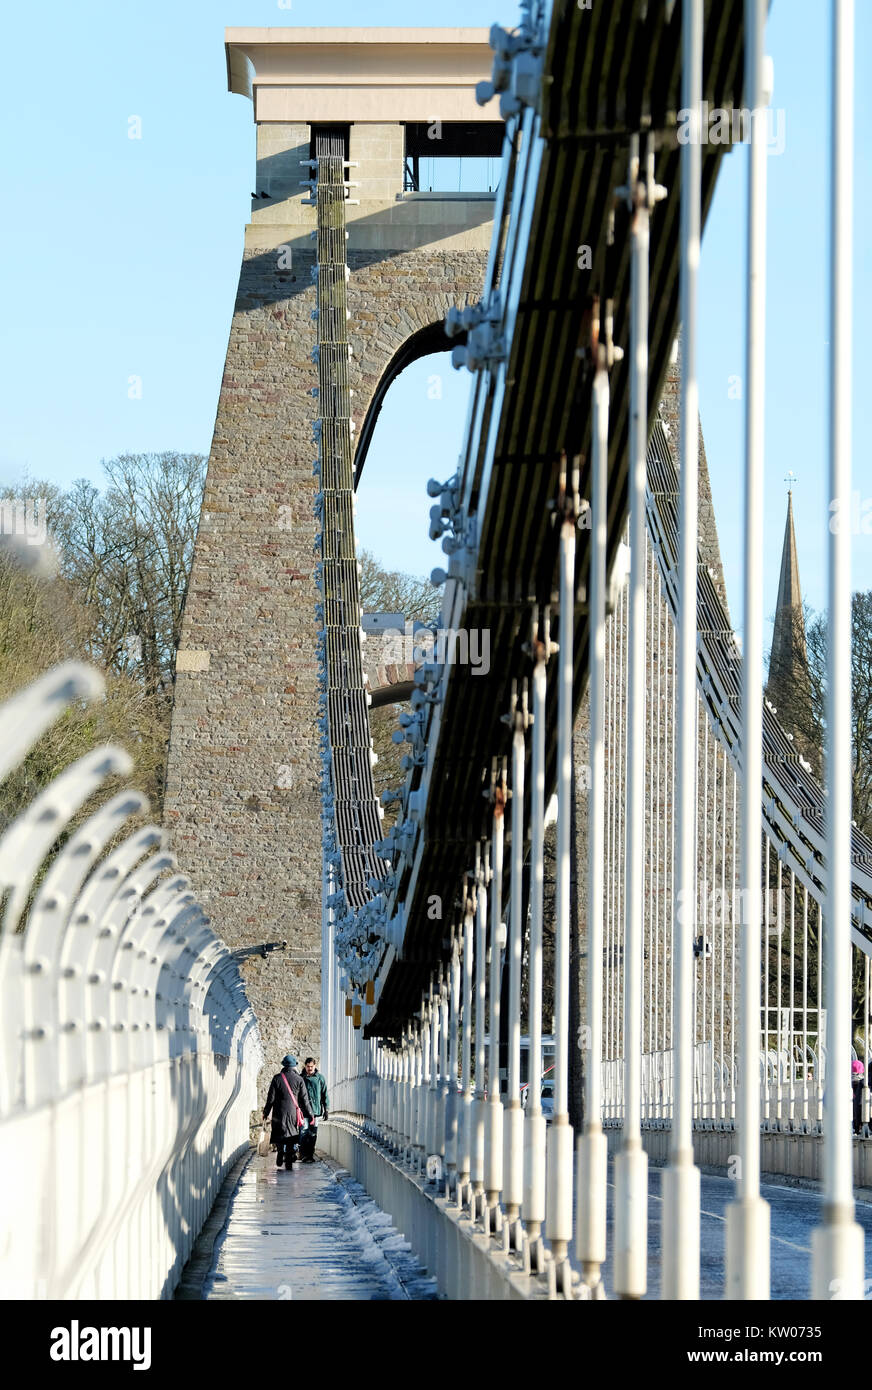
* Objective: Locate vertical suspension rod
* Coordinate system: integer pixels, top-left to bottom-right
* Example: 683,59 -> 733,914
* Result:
485,781 -> 506,1221
726,0 -> 771,1299
523,627 -> 549,1253
614,134 -> 662,1301
577,322 -> 615,1292
664,0 -> 706,1284
504,690 -> 528,1229
459,882 -> 474,1202
545,460 -> 578,1276
812,0 -> 864,1300
663,0 -> 703,1298
471,845 -> 488,1208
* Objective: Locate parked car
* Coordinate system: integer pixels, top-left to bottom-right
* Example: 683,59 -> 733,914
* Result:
519,1080 -> 555,1120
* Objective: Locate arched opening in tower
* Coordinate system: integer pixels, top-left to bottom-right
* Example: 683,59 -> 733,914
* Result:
353,322 -> 471,607
352,323 -> 472,821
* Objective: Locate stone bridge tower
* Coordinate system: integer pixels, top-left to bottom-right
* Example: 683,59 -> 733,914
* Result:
164,29 -> 497,1081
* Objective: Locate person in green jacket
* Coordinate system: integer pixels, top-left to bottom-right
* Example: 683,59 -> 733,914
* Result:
299,1057 -> 329,1162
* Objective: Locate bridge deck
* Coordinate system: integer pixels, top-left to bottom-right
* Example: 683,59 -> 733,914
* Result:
197,1153 -> 437,1302
191,1147 -> 872,1302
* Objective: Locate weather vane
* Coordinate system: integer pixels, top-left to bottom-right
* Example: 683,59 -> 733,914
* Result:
784,470 -> 797,493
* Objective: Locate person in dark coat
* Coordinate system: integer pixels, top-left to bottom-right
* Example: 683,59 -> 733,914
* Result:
851,1059 -> 864,1135
263,1054 -> 314,1169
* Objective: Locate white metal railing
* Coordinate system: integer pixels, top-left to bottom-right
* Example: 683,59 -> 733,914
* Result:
0,662 -> 261,1299
602,1040 -> 835,1135
320,0 -> 868,1304
598,517 -> 872,1146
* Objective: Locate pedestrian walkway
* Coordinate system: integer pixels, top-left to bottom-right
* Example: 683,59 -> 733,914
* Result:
199,1152 -> 437,1301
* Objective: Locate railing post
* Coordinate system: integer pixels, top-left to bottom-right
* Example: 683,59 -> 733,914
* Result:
486,787 -> 505,1230
414,1010 -> 426,1173
812,0 -> 865,1300
546,461 -> 578,1288
400,1029 -> 412,1161
523,622 -> 549,1266
471,845 -> 488,1218
504,685 -> 528,1243
577,322 -> 614,1295
725,0 -> 772,1298
614,134 -> 663,1301
662,0 -> 702,1301
458,884 -> 475,1207
445,931 -> 461,1193
428,971 -> 443,1167
389,1045 -> 400,1152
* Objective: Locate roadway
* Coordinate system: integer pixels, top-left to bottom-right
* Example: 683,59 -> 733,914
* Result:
601,1162 -> 872,1300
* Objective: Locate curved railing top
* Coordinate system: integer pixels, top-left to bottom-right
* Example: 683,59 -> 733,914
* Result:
0,660 -> 262,1118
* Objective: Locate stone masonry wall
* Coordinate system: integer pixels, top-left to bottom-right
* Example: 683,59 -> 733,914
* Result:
165,237 -> 488,1101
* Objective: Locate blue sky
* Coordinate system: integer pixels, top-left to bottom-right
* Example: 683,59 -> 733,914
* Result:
1,0 -> 869,651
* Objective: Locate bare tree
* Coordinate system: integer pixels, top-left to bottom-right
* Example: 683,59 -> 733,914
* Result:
357,550 -> 439,824
49,453 -> 206,704
1,453 -> 205,815
357,548 -> 440,623
766,591 -> 872,1032
804,591 -> 872,839
0,551 -> 168,836
3,453 -> 206,705
765,600 -> 822,775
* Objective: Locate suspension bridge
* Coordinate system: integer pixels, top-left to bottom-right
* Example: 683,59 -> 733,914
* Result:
1,0 -> 870,1306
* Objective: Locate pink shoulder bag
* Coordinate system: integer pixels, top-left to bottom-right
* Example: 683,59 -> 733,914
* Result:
281,1072 -> 305,1128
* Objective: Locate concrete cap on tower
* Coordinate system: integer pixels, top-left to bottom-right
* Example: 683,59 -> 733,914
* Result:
224,27 -> 494,124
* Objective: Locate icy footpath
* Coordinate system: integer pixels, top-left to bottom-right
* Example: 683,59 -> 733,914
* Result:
200,1151 -> 438,1301
330,1164 -> 439,1301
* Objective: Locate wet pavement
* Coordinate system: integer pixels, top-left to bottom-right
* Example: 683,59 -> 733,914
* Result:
201,1152 -> 437,1301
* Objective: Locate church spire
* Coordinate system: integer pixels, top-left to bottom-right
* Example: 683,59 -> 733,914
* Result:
771,488 -> 807,669
766,484 -> 815,761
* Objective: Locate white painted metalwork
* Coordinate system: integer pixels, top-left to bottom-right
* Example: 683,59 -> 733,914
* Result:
544,483 -> 576,1287
0,663 -> 261,1300
812,0 -> 866,1302
615,136 -> 663,1302
472,845 -> 488,1211
445,932 -> 460,1189
317,0 -> 870,1305
576,344 -> 610,1295
504,693 -> 527,1235
458,887 -> 474,1201
523,629 -> 548,1260
662,0 -> 703,1302
486,789 -> 505,1225
725,0 -> 773,1300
